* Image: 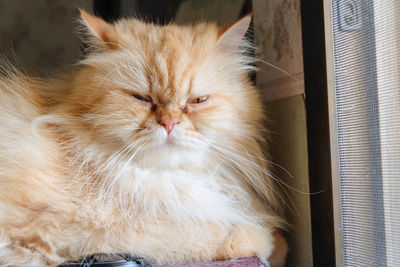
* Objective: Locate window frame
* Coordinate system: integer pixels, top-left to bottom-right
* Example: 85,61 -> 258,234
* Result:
300,0 -> 336,266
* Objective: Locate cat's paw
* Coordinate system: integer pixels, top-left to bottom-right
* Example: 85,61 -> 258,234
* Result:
268,231 -> 288,267
220,225 -> 274,262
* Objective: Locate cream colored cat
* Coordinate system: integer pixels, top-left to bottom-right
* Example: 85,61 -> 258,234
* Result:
0,10 -> 287,266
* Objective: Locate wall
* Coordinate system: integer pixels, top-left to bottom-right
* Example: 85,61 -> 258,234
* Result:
0,0 -> 92,73
252,0 -> 314,266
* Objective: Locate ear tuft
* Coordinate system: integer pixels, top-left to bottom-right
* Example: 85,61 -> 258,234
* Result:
78,8 -> 117,49
217,14 -> 252,53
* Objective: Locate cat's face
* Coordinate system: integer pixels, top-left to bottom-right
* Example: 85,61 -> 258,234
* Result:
72,11 -> 262,168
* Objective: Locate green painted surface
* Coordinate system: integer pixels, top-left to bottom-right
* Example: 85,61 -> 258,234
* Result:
265,95 -> 313,267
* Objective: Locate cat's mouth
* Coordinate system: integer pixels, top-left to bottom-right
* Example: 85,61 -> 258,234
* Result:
165,138 -> 175,145
147,126 -> 197,151
164,135 -> 181,147
158,127 -> 184,146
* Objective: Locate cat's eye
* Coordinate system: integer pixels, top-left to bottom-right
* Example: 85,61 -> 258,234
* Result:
187,96 -> 209,104
133,94 -> 151,102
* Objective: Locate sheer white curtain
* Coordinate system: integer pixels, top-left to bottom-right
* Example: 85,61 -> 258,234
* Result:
374,1 -> 400,265
325,0 -> 400,266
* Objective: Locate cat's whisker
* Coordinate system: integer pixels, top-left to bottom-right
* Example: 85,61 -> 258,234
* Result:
104,143 -> 146,205
197,139 -> 271,192
205,146 -> 291,216
194,136 -> 294,213
255,58 -> 295,79
103,141 -> 146,204
88,144 -> 131,178
119,142 -> 152,210
212,142 -> 310,195
219,153 -> 293,217
208,140 -> 309,217
82,143 -> 135,196
220,141 -> 293,178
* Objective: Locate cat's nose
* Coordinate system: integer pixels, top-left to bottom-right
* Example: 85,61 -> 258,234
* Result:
160,117 -> 179,134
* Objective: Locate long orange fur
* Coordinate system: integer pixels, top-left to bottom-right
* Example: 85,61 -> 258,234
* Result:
0,10 -> 287,266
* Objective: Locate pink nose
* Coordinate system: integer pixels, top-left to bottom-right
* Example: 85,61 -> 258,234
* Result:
160,117 -> 179,134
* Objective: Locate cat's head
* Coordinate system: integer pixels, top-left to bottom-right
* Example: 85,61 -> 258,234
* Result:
70,10 -> 263,169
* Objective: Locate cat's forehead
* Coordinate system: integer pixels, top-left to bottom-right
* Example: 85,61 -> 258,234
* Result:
83,18 -> 233,100
81,10 -> 252,99
113,22 -> 219,98
114,20 -> 219,51
143,51 -> 194,103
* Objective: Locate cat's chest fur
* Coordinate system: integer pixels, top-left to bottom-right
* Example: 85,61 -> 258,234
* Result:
62,165 -> 252,260
75,162 -> 250,225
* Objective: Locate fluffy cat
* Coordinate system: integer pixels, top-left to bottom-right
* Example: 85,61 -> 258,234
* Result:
0,9 -> 287,267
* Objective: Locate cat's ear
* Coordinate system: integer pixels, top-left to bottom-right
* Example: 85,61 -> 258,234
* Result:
217,14 -> 252,53
78,8 -> 117,49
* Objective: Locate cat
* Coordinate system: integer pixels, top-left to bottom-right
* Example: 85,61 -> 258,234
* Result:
0,9 -> 287,267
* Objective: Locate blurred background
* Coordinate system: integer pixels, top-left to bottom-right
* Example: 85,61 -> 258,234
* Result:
0,0 -> 92,73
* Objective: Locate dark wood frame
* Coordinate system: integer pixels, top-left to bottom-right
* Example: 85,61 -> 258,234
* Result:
300,1 -> 336,266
